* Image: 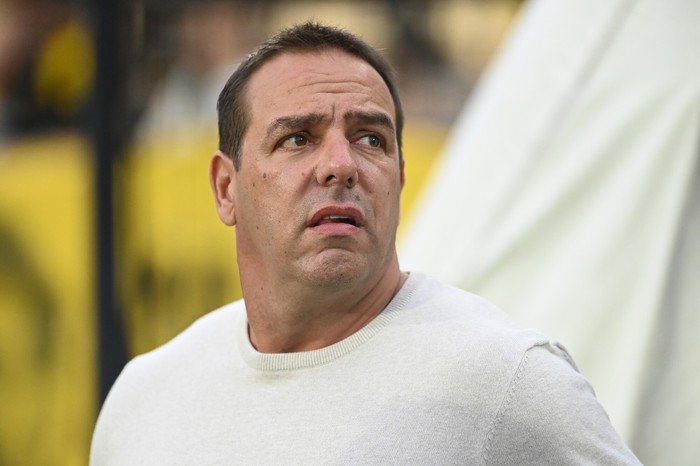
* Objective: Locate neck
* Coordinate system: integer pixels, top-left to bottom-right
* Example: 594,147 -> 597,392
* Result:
241,254 -> 407,353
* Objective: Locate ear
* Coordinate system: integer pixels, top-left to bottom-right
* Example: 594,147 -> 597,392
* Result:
209,151 -> 237,226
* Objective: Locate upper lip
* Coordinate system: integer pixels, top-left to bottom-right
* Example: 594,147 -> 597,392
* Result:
308,205 -> 364,228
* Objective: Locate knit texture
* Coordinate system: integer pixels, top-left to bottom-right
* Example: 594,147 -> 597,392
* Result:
91,272 -> 640,465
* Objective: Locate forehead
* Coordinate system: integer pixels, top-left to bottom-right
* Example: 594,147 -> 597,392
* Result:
245,49 -> 396,123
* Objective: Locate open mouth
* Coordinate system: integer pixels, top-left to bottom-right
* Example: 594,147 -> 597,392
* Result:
308,206 -> 364,230
316,215 -> 357,227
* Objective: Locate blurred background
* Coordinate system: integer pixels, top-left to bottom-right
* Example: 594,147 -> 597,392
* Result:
0,0 -> 520,463
1,0 -> 698,465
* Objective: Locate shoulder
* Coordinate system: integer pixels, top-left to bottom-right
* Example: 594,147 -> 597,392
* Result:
480,341 -> 641,465
385,273 -> 566,407
91,300 -> 246,462
396,272 -> 551,355
395,274 -> 639,464
398,274 -> 581,404
398,274 -> 639,464
106,299 -> 243,391
91,300 -> 245,456
402,271 -> 518,325
128,299 -> 244,375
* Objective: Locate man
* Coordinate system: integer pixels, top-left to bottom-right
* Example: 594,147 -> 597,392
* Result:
91,22 -> 641,464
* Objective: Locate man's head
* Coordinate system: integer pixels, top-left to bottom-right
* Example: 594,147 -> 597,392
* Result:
210,21 -> 405,301
217,22 -> 404,170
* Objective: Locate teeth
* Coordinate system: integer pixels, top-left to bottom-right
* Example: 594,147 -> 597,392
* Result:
320,215 -> 355,225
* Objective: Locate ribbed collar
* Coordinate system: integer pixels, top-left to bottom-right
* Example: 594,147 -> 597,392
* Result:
236,272 -> 420,372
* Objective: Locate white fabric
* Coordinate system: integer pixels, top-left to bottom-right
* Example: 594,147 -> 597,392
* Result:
399,0 -> 700,464
91,273 -> 640,465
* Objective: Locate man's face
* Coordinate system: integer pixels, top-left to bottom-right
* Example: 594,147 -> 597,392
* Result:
221,49 -> 404,290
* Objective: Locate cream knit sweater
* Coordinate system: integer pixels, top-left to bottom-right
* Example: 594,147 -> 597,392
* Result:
91,272 -> 640,465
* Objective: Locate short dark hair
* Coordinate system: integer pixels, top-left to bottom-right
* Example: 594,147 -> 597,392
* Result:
217,22 -> 404,170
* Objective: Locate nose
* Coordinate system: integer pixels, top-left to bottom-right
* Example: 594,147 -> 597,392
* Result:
315,136 -> 358,188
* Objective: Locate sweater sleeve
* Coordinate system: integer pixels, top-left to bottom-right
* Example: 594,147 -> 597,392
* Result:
481,342 -> 642,465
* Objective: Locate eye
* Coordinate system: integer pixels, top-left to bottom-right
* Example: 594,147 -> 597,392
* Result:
279,133 -> 310,149
357,134 -> 383,148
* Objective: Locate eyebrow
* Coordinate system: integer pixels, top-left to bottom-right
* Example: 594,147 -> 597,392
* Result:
265,113 -> 328,141
264,110 -> 395,142
343,111 -> 395,134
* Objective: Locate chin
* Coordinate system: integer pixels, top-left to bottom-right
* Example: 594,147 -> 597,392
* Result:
300,255 -> 372,289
